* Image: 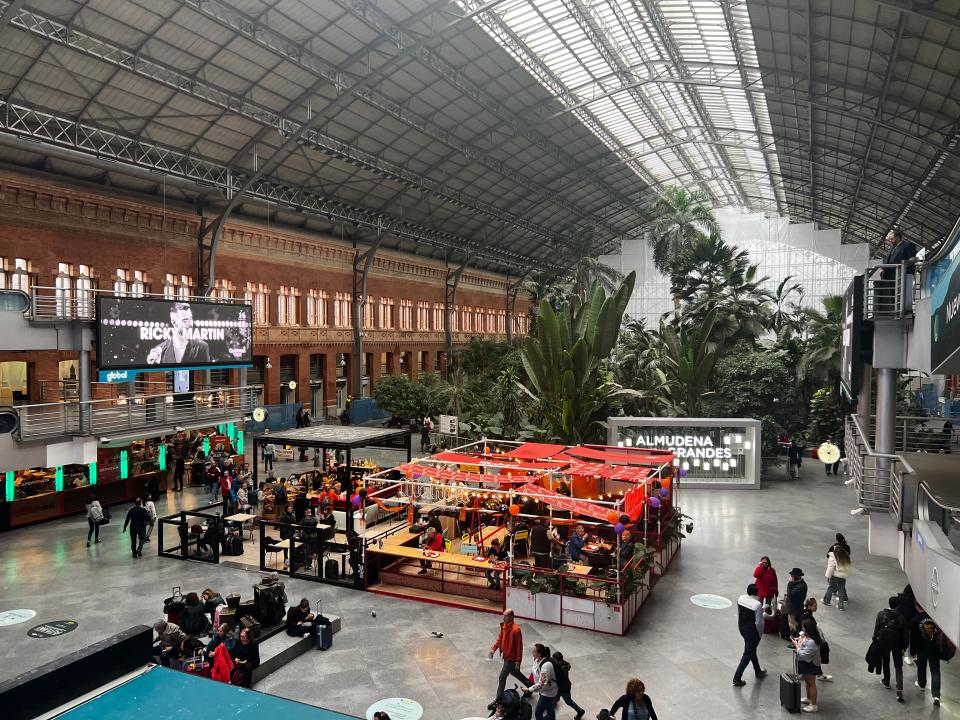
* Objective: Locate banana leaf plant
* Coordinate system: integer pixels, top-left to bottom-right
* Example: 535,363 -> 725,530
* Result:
519,272 -> 637,443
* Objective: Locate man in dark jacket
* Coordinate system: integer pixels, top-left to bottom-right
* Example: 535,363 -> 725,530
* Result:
733,583 -> 767,686
912,612 -> 943,705
874,596 -> 907,702
530,519 -> 551,568
785,568 -> 807,633
787,439 -> 803,479
122,498 -> 150,558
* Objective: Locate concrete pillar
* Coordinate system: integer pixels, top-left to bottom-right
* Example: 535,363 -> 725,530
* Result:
875,368 -> 897,456
407,350 -> 418,381
264,354 -> 280,405
422,350 -> 433,374
322,353 -> 337,411
296,352 -> 311,408
870,367 -> 899,558
368,351 -> 381,394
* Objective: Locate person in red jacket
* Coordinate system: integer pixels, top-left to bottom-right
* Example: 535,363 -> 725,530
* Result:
754,555 -> 779,611
489,608 -> 532,701
418,526 -> 444,574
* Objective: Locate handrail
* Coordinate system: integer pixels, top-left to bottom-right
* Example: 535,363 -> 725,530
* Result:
863,263 -> 915,319
848,413 -> 916,474
28,285 -> 246,322
14,384 -> 260,441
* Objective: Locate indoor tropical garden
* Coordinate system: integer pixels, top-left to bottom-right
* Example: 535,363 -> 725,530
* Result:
374,186 -> 849,468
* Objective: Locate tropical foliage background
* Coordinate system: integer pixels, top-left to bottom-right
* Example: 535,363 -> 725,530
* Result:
374,185 -> 849,461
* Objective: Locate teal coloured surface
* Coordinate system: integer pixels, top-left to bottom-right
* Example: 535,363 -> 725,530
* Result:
58,667 -> 358,720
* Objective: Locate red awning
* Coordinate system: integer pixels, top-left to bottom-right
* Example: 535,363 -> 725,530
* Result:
432,451 -> 487,463
507,442 -> 568,460
516,482 -> 612,522
561,445 -> 674,466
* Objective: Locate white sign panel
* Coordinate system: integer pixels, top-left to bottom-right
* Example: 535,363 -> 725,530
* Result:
439,414 -> 458,435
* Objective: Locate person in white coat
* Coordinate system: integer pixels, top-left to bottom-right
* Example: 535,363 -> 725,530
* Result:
143,498 -> 158,542
85,496 -> 105,546
822,545 -> 850,609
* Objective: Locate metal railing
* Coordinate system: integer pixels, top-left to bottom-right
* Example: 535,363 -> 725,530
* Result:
28,285 -> 246,322
864,415 -> 957,454
15,385 -> 259,441
38,379 -> 171,402
846,414 -> 915,519
918,484 -> 960,555
864,263 -> 917,319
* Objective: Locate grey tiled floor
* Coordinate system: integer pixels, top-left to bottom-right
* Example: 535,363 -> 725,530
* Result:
0,464 -> 957,719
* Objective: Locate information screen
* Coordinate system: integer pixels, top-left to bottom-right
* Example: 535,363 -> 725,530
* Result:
96,296 -> 252,371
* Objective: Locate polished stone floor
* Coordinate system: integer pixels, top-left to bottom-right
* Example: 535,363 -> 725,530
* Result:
1,463 -> 957,720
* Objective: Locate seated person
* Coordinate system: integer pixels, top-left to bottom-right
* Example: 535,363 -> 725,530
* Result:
179,592 -> 212,636
618,530 -> 636,570
317,502 -> 336,528
485,538 -> 508,590
418,526 -> 445,574
206,623 -> 234,659
173,635 -> 204,665
566,524 -> 587,562
229,627 -> 260,687
286,597 -> 323,637
293,490 -> 308,522
153,620 -> 187,667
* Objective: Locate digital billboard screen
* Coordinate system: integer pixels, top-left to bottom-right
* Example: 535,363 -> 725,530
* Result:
96,296 -> 252,371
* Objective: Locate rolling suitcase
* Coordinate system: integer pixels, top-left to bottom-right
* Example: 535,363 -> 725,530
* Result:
780,653 -> 802,713
313,622 -> 333,650
325,558 -> 339,580
764,608 -> 781,634
226,593 -> 241,609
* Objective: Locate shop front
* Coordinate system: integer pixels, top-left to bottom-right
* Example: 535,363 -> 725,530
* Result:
0,422 -> 245,530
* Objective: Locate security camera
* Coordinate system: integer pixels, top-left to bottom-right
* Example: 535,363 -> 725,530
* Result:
99,437 -> 112,444
175,426 -> 185,432
850,507 -> 865,516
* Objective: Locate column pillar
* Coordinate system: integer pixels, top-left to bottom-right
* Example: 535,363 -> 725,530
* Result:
322,352 -> 337,413
264,353 -> 280,405
297,351 -> 311,408
368,351 -> 381,395
407,349 -> 418,381
422,350 -> 434,374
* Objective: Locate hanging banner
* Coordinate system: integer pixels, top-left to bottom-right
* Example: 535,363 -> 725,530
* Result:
514,482 -> 611,522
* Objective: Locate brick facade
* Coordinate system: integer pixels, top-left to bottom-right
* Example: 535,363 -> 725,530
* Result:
0,171 -> 530,414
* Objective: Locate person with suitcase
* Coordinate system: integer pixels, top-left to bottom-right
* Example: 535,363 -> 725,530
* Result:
753,555 -> 779,612
791,619 -> 824,712
733,583 -> 768,687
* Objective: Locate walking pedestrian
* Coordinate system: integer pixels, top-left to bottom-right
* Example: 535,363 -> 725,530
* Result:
822,545 -> 850,609
522,643 -> 558,720
420,422 -> 431,454
874,596 -> 908,703
753,555 -> 779,611
143,497 -> 157,543
550,650 -> 585,720
732,583 -> 767,686
896,584 -> 917,666
122,498 -> 150,558
828,532 -> 851,558
786,568 -> 808,634
489,608 -> 532,701
173,454 -> 185,492
85,495 -> 105,547
262,438 -> 276,472
793,619 -> 825,713
912,614 -> 945,705
787,438 -> 803,479
822,437 -> 841,475
605,678 -> 659,720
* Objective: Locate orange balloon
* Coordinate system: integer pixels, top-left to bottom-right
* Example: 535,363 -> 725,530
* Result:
509,504 -> 520,516
661,477 -> 671,488
607,510 -> 619,523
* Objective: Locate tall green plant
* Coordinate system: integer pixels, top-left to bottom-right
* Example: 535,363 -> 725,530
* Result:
798,295 -> 843,385
519,272 -> 637,442
659,313 -> 720,416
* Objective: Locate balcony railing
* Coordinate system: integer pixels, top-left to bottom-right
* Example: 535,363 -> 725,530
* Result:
845,414 -> 915,519
27,286 -> 245,322
15,385 -> 260,441
863,263 -> 918,320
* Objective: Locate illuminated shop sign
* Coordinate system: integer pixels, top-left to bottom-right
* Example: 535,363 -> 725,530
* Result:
632,434 -> 733,460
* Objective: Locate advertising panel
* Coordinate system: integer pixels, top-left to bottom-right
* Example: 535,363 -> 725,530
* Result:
931,249 -> 960,372
840,275 -> 872,399
96,296 -> 252,371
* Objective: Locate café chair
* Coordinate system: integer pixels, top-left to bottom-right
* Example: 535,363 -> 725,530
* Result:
512,529 -> 529,558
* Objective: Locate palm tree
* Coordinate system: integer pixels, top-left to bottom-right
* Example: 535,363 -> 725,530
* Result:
562,228 -> 624,300
646,185 -> 719,279
523,270 -> 566,334
771,276 -> 805,339
798,295 -> 843,385
659,312 -> 720,416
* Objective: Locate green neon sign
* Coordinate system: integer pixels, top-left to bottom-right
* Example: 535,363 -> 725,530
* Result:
89,462 -> 97,485
120,450 -> 128,480
236,430 -> 244,454
5,471 -> 14,501
55,466 -> 64,492
203,436 -> 210,455
158,443 -> 167,471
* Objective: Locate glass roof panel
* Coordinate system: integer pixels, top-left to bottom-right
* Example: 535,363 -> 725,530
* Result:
460,0 -> 785,212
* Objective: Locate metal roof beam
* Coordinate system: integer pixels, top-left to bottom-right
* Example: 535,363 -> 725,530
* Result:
0,4 -> 580,255
0,99 -> 559,272
875,0 -> 960,31
180,0 -> 635,244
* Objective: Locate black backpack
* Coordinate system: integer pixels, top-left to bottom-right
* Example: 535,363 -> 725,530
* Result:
878,610 -> 902,647
551,652 -> 571,691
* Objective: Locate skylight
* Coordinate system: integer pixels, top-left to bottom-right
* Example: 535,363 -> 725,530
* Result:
460,0 -> 785,213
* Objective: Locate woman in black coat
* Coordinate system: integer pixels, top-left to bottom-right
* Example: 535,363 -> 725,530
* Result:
607,678 -> 658,720
230,628 -> 260,687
